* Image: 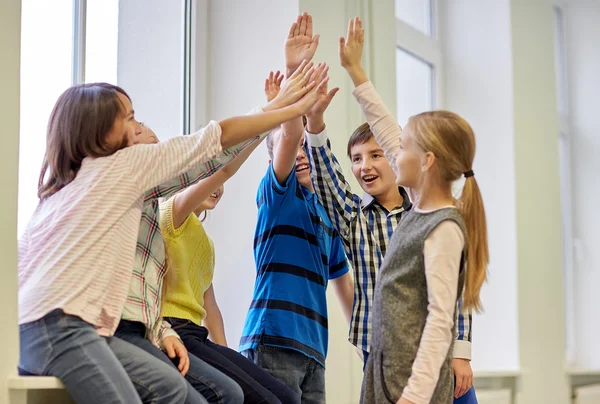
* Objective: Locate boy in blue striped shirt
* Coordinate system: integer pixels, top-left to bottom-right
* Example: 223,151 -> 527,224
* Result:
240,13 -> 354,404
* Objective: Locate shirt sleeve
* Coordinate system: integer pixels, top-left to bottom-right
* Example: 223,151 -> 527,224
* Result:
158,196 -> 196,240
305,128 -> 362,239
352,81 -> 401,174
402,220 -> 465,404
142,107 -> 269,203
256,162 -> 297,210
328,230 -> 350,280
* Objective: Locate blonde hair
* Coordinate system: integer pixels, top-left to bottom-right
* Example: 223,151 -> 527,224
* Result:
407,111 -> 489,312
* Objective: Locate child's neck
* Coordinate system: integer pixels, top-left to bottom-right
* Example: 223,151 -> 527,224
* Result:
374,185 -> 405,212
412,184 -> 454,211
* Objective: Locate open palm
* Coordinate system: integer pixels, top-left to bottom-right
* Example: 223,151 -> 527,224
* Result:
285,12 -> 320,75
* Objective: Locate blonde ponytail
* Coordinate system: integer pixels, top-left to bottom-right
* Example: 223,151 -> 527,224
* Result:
458,175 -> 489,312
408,110 -> 489,312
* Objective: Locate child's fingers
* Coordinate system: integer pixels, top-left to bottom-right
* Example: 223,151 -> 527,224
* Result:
345,18 -> 353,43
315,76 -> 330,93
327,87 -> 340,101
294,15 -> 301,36
288,22 -> 297,39
306,13 -> 313,38
309,34 -> 320,53
290,59 -> 309,80
299,12 -> 308,36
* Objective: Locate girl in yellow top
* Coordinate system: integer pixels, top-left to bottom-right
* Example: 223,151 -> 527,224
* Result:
159,71 -> 305,404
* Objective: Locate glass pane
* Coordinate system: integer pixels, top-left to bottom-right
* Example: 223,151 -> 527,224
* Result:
19,0 -> 74,236
395,0 -> 432,36
85,0 -> 120,83
396,47 -> 433,127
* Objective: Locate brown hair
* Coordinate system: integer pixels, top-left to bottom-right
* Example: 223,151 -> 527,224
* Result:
347,122 -> 374,158
38,83 -> 131,200
407,111 -> 489,312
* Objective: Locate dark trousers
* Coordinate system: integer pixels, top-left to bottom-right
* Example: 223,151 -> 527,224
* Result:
166,317 -> 300,404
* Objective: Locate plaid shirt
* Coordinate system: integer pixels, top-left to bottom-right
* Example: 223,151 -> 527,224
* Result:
121,109 -> 266,347
305,129 -> 472,358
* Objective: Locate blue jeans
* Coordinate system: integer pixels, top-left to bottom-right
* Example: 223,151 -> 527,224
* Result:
454,387 -> 478,404
167,317 -> 300,404
115,320 -> 243,404
244,346 -> 325,404
18,309 -> 194,404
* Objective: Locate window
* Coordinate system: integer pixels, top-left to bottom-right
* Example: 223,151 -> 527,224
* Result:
85,0 -> 120,84
395,0 -> 433,37
18,0 -> 192,236
395,0 -> 440,126
395,48 -> 433,126
18,0 -> 74,236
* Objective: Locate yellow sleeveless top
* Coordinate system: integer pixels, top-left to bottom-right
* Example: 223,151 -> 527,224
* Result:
159,196 -> 214,325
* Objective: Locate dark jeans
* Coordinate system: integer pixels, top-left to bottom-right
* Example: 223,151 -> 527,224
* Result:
166,317 -> 300,404
18,310 -> 190,404
115,320 -> 243,404
243,345 -> 325,404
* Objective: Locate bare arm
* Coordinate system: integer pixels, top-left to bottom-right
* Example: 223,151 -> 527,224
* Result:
219,59 -> 321,150
331,272 -> 354,326
171,137 -> 264,229
202,284 -> 228,346
273,12 -> 323,185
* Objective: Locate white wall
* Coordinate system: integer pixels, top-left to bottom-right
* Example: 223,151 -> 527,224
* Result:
118,0 -> 186,139
566,0 -> 600,370
0,0 -> 21,402
440,0 -> 520,372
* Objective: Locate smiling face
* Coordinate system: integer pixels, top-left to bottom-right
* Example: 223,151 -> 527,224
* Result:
194,185 -> 224,216
105,92 -> 142,148
350,136 -> 398,198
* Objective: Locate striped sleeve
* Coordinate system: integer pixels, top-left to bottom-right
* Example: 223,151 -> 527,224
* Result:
144,107 -> 269,202
305,128 -> 362,238
328,232 -> 350,280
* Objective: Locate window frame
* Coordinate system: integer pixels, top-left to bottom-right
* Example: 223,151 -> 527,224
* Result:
552,1 -> 575,366
395,0 -> 442,112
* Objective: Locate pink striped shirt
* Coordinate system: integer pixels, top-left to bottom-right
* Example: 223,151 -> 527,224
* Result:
18,121 -> 226,336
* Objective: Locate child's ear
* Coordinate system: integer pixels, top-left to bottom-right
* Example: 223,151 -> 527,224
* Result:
421,151 -> 436,172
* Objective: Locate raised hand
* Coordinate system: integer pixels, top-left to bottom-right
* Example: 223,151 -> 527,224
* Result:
267,60 -> 317,110
339,16 -> 364,70
291,62 -> 330,116
285,12 -> 320,76
264,71 -> 284,102
306,64 -> 339,119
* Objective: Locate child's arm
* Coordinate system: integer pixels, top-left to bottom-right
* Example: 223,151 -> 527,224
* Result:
272,13 -> 323,186
452,300 -> 474,398
127,60 -> 322,194
331,272 -> 354,326
400,221 -> 464,404
305,80 -> 363,239
339,17 -> 401,169
328,232 -> 354,326
202,284 -> 228,346
170,136 -> 264,229
143,107 -> 266,204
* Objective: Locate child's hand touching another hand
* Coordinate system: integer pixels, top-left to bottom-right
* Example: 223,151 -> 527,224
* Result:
264,71 -> 284,102
285,12 -> 320,77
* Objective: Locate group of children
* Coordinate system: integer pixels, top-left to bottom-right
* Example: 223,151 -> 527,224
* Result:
17,12 -> 488,404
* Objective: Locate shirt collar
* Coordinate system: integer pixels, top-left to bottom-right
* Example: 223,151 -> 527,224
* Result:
361,187 -> 412,212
